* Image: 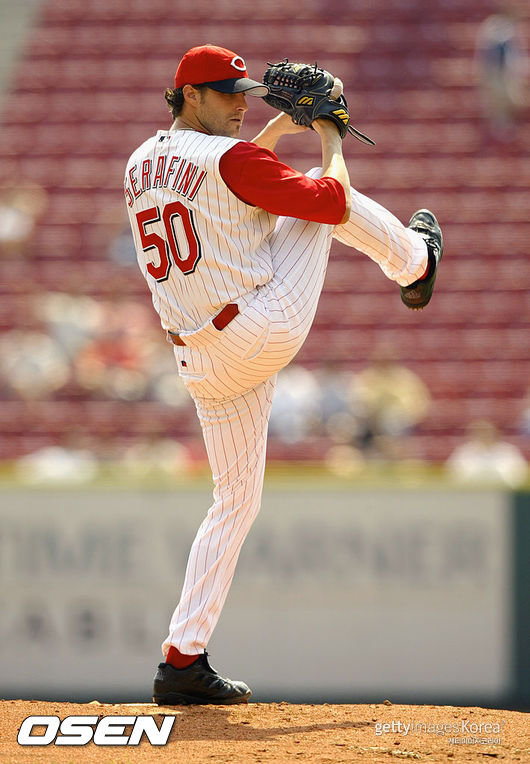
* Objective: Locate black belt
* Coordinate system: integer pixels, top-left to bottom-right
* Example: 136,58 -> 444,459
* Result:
167,303 -> 240,347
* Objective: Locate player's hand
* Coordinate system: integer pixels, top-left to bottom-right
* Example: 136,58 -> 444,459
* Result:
312,118 -> 342,137
267,112 -> 310,136
251,112 -> 309,151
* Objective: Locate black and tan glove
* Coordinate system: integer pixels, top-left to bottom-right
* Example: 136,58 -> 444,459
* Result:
262,60 -> 375,145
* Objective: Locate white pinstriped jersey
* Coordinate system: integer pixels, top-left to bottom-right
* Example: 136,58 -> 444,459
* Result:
124,130 -> 277,332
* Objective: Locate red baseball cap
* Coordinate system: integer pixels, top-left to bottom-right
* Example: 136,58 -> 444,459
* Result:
174,45 -> 269,97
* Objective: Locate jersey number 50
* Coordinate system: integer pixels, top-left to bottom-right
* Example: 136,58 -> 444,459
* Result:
135,201 -> 201,281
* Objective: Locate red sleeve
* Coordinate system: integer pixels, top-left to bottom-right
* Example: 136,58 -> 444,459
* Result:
219,142 -> 346,225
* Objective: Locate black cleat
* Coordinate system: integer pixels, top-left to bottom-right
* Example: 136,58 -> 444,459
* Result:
400,209 -> 443,310
153,653 -> 252,705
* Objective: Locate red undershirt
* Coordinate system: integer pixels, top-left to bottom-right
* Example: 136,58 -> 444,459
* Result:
219,141 -> 346,225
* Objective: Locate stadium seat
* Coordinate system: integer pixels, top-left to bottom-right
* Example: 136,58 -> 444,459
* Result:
1,0 -> 528,463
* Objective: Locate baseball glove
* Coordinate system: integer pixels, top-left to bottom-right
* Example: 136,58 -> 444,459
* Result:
262,60 -> 375,145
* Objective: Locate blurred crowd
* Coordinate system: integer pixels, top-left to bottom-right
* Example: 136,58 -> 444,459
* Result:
0,180 -> 47,259
269,351 -> 529,487
0,290 -> 190,407
269,345 -> 431,459
0,270 -> 527,486
3,288 -> 527,487
0,278 -> 197,481
0,1 -> 528,486
475,3 -> 528,141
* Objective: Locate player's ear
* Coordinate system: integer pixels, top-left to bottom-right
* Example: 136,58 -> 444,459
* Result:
182,85 -> 202,108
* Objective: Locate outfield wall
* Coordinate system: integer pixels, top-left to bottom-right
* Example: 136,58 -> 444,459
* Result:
0,483 -> 528,706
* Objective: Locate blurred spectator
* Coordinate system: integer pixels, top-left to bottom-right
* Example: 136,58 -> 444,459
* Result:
93,205 -> 138,268
143,333 -> 192,409
324,442 -> 367,477
268,364 -> 321,444
99,293 -> 154,337
314,360 -> 360,441
0,182 -> 47,258
351,345 -> 431,459
107,222 -> 137,268
74,326 -> 148,401
121,425 -> 194,479
313,361 -> 367,476
446,419 -> 528,488
519,386 -> 530,436
475,4 -> 528,139
36,291 -> 104,360
16,432 -> 98,484
74,296 -> 154,401
0,325 -> 71,400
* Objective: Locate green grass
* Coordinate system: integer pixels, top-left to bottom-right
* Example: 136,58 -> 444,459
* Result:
0,459 -> 492,492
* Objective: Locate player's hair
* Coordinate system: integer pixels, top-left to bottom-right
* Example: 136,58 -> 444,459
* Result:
164,85 -> 208,118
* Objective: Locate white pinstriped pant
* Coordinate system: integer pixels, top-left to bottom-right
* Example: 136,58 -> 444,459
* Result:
162,173 -> 428,656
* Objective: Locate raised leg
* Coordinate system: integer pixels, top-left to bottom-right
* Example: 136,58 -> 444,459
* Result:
334,186 -> 429,286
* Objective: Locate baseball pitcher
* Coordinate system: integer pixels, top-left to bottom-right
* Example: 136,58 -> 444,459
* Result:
124,45 -> 443,705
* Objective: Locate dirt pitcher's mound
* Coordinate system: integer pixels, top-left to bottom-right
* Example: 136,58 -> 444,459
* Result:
0,699 -> 528,763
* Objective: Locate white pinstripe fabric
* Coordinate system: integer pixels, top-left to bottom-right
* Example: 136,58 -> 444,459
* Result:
334,187 -> 428,286
125,135 -> 428,655
162,378 -> 275,656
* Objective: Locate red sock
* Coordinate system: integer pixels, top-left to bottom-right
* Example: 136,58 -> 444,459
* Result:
418,252 -> 433,281
166,645 -> 199,669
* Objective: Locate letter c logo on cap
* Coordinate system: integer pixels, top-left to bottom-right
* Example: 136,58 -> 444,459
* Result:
231,56 -> 246,72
